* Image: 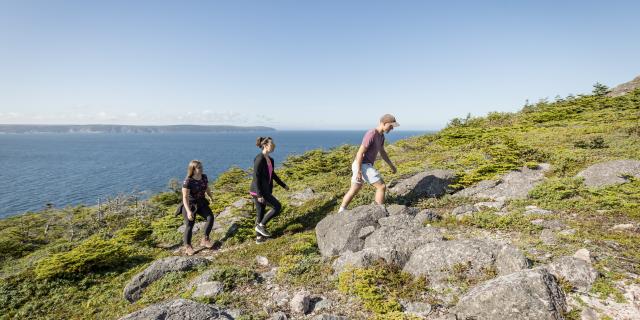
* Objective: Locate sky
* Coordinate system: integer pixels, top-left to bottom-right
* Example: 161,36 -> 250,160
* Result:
0,1 -> 639,130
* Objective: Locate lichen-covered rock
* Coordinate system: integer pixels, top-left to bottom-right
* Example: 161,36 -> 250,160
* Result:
118,299 -> 232,320
403,239 -> 528,283
389,169 -> 456,199
454,268 -> 566,320
289,290 -> 311,315
123,256 -> 209,302
363,225 -> 443,267
454,164 -> 551,200
192,281 -> 224,299
315,204 -> 387,257
547,256 -> 598,292
576,159 -> 640,187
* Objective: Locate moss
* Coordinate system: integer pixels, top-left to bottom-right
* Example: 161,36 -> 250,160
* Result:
590,277 -> 626,303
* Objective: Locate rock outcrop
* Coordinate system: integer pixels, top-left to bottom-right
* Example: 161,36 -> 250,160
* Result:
123,256 -> 209,302
454,163 -> 551,200
607,75 -> 640,97
576,159 -> 640,187
119,299 -> 233,320
389,169 -> 456,199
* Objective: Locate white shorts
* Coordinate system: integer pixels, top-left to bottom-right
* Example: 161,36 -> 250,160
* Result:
351,161 -> 382,185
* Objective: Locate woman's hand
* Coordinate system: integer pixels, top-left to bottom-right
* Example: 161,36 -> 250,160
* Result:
187,211 -> 194,221
257,197 -> 265,204
284,185 -> 290,191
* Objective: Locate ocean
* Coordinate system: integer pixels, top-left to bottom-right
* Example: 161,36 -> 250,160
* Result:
0,130 -> 427,217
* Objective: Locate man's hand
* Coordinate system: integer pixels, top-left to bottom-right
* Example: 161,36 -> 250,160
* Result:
356,171 -> 363,183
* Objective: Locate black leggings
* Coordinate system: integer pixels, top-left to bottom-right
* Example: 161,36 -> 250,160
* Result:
252,194 -> 282,226
182,199 -> 214,246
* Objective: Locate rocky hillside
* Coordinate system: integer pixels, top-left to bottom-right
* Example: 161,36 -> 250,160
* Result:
1,77 -> 639,320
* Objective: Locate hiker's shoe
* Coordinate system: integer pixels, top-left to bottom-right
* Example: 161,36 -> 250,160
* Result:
255,224 -> 271,237
184,245 -> 195,256
200,238 -> 214,249
256,236 -> 267,244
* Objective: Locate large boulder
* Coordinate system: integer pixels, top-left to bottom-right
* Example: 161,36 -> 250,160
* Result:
362,225 -> 442,267
289,188 -> 323,206
118,298 -> 233,320
123,256 -> 209,302
389,169 -> 456,199
546,256 -> 598,293
454,164 -> 551,200
576,159 -> 640,187
315,204 -> 387,257
607,75 -> 640,97
332,249 -> 385,274
454,268 -> 566,320
403,239 -> 528,284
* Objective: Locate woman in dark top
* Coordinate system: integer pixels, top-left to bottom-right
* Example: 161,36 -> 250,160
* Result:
180,160 -> 215,255
250,137 -> 289,243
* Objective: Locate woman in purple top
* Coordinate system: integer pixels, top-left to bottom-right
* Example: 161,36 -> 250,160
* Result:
180,160 -> 215,255
250,137 -> 289,243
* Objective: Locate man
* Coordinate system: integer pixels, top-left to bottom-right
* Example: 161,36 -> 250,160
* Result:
338,114 -> 399,213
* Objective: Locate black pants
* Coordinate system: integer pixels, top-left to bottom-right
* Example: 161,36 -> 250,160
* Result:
182,198 -> 214,246
252,194 -> 282,226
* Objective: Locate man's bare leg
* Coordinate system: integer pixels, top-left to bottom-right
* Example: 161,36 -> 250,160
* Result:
339,182 -> 362,212
372,181 -> 386,205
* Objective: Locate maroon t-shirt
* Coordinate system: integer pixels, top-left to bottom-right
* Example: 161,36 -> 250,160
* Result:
182,174 -> 208,200
361,129 -> 385,165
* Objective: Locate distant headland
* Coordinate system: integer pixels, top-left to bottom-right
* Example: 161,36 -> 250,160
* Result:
0,124 -> 276,134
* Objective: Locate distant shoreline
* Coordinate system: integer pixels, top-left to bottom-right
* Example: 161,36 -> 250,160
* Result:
0,124 -> 276,134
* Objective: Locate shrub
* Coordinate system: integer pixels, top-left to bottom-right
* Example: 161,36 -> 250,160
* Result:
338,262 -> 427,314
529,178 -> 585,201
150,191 -> 181,206
34,234 -> 135,279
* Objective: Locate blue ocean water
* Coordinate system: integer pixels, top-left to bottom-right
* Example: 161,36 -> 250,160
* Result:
0,130 -> 426,217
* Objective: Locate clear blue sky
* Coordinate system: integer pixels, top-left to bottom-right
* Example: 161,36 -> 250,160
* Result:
1,1 -> 639,130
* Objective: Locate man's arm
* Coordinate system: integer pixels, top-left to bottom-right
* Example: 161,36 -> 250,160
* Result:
379,147 -> 397,173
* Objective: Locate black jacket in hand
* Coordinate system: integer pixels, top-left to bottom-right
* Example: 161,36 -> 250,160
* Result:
250,153 -> 287,197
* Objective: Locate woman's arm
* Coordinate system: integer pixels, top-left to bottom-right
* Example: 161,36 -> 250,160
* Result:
182,187 -> 194,221
253,155 -> 266,202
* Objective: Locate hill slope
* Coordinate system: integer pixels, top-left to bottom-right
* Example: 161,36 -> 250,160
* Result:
1,79 -> 639,319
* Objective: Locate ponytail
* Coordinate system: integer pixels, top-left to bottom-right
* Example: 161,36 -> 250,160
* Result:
256,136 -> 272,149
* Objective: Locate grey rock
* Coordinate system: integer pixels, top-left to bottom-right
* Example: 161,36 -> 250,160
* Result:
607,75 -> 640,97
315,204 -> 387,257
386,204 -> 420,216
547,256 -> 598,292
451,204 -> 478,216
525,205 -> 554,215
271,311 -> 288,320
332,249 -> 383,274
531,219 -> 566,231
474,201 -> 505,210
389,169 -> 456,199
123,256 -> 209,302
311,298 -> 332,313
118,299 -> 232,320
573,249 -> 591,262
177,221 -> 207,234
580,307 -> 598,320
454,268 -> 566,320
256,255 -> 269,266
497,244 -> 531,275
377,214 -> 418,228
313,315 -> 347,320
414,209 -> 441,224
401,300 -> 432,317
363,225 -> 443,267
610,223 -> 639,232
232,198 -> 249,208
273,290 -> 290,307
540,229 -> 557,245
358,226 -> 376,239
454,164 -> 551,200
576,160 -> 640,187
289,290 -> 311,315
290,188 -> 322,206
192,281 -> 224,299
559,229 -> 577,236
188,269 -> 215,290
403,239 -> 528,284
